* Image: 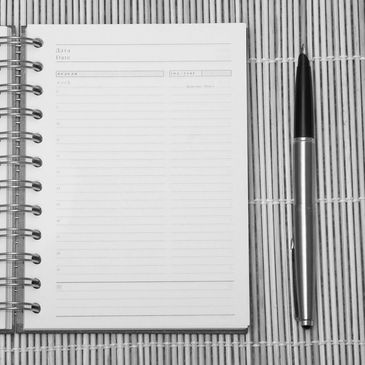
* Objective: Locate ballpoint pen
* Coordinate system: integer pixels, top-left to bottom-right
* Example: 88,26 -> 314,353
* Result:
292,44 -> 316,329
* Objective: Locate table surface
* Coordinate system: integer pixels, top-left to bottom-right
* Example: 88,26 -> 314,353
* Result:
0,0 -> 364,364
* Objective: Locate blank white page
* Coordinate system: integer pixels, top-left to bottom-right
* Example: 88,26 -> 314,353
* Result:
24,24 -> 248,330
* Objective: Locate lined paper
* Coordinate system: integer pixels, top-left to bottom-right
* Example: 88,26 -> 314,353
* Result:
24,24 -> 248,330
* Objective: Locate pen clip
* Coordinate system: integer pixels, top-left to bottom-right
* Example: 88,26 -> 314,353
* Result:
291,238 -> 299,320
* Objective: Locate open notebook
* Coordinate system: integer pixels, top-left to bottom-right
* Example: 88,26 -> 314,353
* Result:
0,24 -> 248,331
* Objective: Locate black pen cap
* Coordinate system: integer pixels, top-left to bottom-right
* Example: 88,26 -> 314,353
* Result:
294,53 -> 314,138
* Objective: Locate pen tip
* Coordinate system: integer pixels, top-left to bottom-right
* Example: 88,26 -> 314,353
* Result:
300,43 -> 306,54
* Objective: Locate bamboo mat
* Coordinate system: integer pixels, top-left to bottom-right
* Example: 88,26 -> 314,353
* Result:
0,0 -> 364,364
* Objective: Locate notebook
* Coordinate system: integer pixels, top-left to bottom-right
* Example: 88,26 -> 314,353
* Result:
0,23 -> 248,332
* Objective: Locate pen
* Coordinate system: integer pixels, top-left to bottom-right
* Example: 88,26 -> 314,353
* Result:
292,45 -> 316,329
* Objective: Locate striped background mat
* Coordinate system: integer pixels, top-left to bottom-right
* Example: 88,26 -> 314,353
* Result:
0,0 -> 364,364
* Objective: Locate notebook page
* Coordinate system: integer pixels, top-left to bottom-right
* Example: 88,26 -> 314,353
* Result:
0,26 -> 9,329
24,24 -> 248,330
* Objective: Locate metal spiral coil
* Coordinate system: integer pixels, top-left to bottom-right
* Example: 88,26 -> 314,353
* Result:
0,277 -> 41,289
0,36 -> 43,48
0,60 -> 43,72
0,302 -> 41,314
0,155 -> 42,167
0,252 -> 41,264
0,131 -> 43,143
0,179 -> 42,191
0,107 -> 43,119
0,204 -> 42,216
0,83 -> 43,95
0,36 -> 44,316
0,228 -> 41,240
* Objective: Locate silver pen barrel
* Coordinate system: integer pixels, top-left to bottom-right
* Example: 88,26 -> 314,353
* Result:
293,137 -> 316,328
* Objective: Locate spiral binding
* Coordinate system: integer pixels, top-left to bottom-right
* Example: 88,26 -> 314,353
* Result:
0,228 -> 41,240
0,302 -> 40,314
0,155 -> 42,167
0,60 -> 43,72
0,277 -> 41,289
0,83 -> 43,96
0,35 -> 43,316
0,204 -> 42,215
0,131 -> 43,143
0,252 -> 41,264
0,179 -> 42,191
0,107 -> 43,119
0,36 -> 43,48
